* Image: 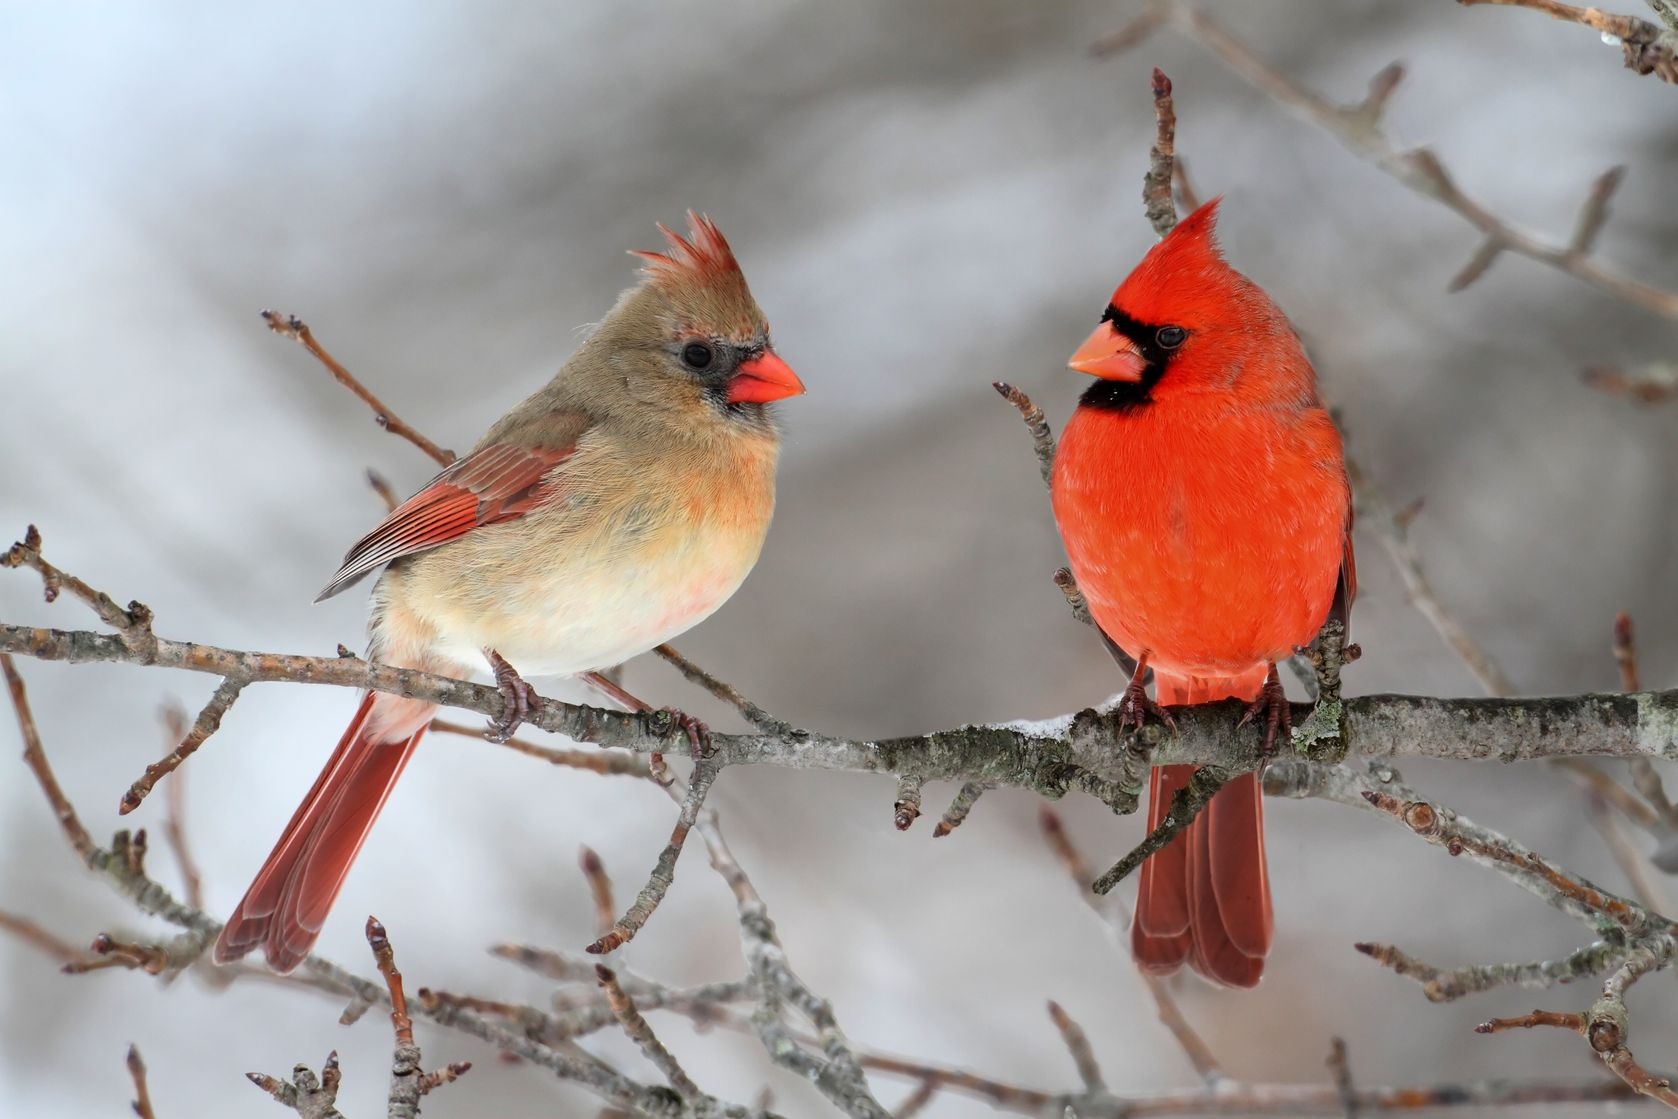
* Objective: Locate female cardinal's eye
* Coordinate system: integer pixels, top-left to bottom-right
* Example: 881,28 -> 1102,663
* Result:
681,341 -> 714,370
1156,326 -> 1187,349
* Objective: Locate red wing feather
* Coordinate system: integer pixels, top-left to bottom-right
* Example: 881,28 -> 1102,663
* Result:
315,441 -> 575,601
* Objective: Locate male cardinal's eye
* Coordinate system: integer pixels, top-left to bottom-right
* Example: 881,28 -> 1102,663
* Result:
681,341 -> 714,370
1156,326 -> 1187,349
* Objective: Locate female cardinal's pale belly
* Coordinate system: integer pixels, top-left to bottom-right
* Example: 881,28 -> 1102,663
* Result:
1052,396 -> 1347,678
374,440 -> 778,679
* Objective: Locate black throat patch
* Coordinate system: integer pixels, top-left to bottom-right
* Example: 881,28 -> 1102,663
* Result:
1077,304 -> 1176,412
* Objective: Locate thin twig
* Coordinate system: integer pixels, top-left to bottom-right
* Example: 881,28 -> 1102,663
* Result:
596,964 -> 701,1098
1143,66 -> 1181,237
1459,0 -> 1678,83
1106,4 -> 1678,320
430,718 -> 651,778
0,908 -> 90,966
1092,766 -> 1233,894
263,311 -> 454,466
247,1053 -> 347,1119
3,654 -> 95,862
1046,1001 -> 1105,1093
652,642 -> 794,735
1327,1038 -> 1359,1119
128,1044 -> 157,1119
588,757 -> 722,954
120,674 -> 246,813
991,381 -> 1057,486
158,707 -> 206,911
579,846 -> 616,940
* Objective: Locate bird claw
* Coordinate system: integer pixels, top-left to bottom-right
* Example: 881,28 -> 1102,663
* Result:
659,707 -> 714,761
1237,665 -> 1291,756
1115,677 -> 1176,735
485,648 -> 540,743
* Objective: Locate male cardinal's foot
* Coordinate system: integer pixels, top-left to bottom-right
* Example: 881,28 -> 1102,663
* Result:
1237,664 -> 1292,756
1114,653 -> 1176,734
660,707 -> 714,761
484,648 -> 540,742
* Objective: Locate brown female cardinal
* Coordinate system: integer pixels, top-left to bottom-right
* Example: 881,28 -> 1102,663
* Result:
214,214 -> 804,972
1050,199 -> 1354,987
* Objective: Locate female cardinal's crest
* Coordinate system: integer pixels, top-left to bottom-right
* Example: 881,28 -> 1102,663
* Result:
632,212 -> 745,293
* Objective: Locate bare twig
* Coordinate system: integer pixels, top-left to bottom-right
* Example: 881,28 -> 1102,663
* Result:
430,718 -> 650,778
1354,938 -> 1622,1003
991,381 -> 1057,486
127,1045 -> 157,1119
4,654 -> 95,862
1046,1001 -> 1105,1093
1092,766 -> 1233,893
1104,4 -> 1678,320
652,642 -> 794,735
0,908 -> 90,966
1459,0 -> 1678,83
588,757 -> 721,954
158,707 -> 206,911
1143,67 -> 1181,237
121,674 -> 246,813
263,311 -> 454,466
579,846 -> 616,940
1052,567 -> 1094,628
596,964 -> 701,1098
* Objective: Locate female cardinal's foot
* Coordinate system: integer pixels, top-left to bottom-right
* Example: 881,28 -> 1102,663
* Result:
1114,652 -> 1176,734
660,707 -> 714,761
1237,663 -> 1292,755
484,648 -> 540,742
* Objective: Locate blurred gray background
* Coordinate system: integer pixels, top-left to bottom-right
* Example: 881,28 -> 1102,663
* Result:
2,2 -> 1675,1115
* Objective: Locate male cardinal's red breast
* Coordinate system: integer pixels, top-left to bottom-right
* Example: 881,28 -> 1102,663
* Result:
215,214 -> 805,972
1050,199 -> 1354,987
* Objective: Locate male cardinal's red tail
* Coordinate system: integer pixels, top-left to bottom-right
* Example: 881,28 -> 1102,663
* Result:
213,693 -> 428,973
1131,671 -> 1273,988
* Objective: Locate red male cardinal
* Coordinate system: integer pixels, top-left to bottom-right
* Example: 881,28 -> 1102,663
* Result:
1050,199 -> 1353,987
214,214 -> 805,972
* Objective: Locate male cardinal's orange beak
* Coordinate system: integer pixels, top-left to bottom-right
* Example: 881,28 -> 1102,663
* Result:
729,350 -> 806,404
1068,324 -> 1146,382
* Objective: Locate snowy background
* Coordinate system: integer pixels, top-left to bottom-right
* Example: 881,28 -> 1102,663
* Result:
2,1 -> 1676,1115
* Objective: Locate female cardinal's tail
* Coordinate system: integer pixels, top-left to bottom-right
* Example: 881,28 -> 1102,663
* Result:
1131,670 -> 1273,988
213,692 -> 430,973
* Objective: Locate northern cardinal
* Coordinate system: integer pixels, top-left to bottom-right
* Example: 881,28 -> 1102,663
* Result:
1050,199 -> 1353,987
214,214 -> 805,972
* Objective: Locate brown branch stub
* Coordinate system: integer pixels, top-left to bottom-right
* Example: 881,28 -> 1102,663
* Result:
4,654 -> 96,863
1326,1037 -> 1359,1119
158,708 -> 206,911
367,916 -> 413,1048
1582,361 -> 1678,404
262,310 -> 455,466
127,1044 -> 156,1119
991,381 -> 1056,487
932,781 -> 991,838
247,1053 -> 346,1119
1458,0 -> 1678,83
893,774 -> 924,831
1144,66 -> 1181,237
1093,766 -> 1233,894
1570,165 -> 1627,256
595,964 -> 702,1098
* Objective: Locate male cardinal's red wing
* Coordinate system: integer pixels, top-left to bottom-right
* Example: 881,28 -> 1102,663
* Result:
315,440 -> 577,601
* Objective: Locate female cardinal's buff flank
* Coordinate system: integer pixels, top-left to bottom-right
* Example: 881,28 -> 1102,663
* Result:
214,214 -> 805,972
1050,199 -> 1354,988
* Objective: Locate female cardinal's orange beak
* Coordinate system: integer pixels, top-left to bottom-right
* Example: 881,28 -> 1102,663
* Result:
728,350 -> 806,404
1068,323 -> 1145,382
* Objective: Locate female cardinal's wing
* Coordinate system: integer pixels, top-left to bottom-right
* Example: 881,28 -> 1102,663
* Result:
1331,515 -> 1357,636
316,432 -> 583,601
